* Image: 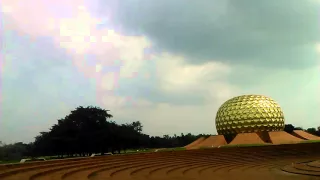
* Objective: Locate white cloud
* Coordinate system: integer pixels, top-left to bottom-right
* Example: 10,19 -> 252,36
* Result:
153,53 -> 237,100
95,64 -> 102,72
107,53 -> 238,135
112,100 -> 223,136
316,43 -> 320,54
100,72 -> 116,91
1,0 -> 241,140
2,0 -> 151,79
56,6 -> 152,80
155,53 -> 230,90
2,0 -> 152,108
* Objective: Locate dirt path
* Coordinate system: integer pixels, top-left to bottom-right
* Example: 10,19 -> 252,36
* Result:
1,143 -> 320,180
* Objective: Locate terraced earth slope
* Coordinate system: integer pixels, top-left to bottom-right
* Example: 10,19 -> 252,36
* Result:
0,143 -> 320,180
229,132 -> 266,145
293,130 -> 320,140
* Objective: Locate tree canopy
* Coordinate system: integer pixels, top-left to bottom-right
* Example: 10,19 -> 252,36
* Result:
0,106 -> 207,161
0,106 -> 319,162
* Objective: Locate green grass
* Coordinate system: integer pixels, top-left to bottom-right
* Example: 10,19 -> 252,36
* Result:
119,147 -> 186,154
156,147 -> 186,152
122,148 -> 155,153
199,143 -> 270,149
299,140 -> 320,144
0,155 -> 63,165
0,147 -> 186,165
0,160 -> 20,164
221,144 -> 270,148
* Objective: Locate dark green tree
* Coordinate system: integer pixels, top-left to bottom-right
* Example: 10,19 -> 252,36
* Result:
130,121 -> 143,133
306,128 -> 317,135
284,124 -> 294,133
25,105 -> 212,159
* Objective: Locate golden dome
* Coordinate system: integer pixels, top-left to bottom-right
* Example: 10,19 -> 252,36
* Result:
215,95 -> 285,135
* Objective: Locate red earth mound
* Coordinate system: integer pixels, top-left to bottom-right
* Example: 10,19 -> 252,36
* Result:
268,131 -> 304,145
1,143 -> 320,180
184,137 -> 206,149
292,130 -> 320,140
229,132 -> 266,145
193,135 -> 227,148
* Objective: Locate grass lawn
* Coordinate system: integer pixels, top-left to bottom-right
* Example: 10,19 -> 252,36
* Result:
221,144 -> 271,148
155,147 -> 186,151
0,155 -> 62,165
199,143 -> 271,149
0,160 -> 20,164
299,140 -> 320,144
120,147 -> 186,154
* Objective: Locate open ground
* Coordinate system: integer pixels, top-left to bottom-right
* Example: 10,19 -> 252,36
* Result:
0,143 -> 320,180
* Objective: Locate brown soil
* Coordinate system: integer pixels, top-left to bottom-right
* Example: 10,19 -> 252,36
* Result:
1,143 -> 320,180
292,130 -> 320,140
308,160 -> 320,168
229,132 -> 265,145
269,131 -> 304,145
184,137 -> 206,149
193,135 -> 227,148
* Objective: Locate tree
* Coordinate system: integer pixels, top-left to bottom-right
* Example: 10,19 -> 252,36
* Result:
306,128 -> 317,135
284,124 -> 294,133
316,126 -> 320,137
61,106 -> 113,156
130,121 -> 143,133
0,142 -> 29,161
163,135 -> 170,139
24,105 -> 211,159
32,106 -> 114,157
294,127 -> 303,130
0,143 -> 4,160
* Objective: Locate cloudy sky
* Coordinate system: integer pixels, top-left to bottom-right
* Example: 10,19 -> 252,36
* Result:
1,0 -> 320,143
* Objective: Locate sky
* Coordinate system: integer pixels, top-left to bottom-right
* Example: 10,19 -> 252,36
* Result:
0,0 -> 320,143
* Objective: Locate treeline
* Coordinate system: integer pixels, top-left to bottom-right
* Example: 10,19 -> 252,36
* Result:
0,106 -> 209,161
284,124 -> 320,136
1,106 -> 319,162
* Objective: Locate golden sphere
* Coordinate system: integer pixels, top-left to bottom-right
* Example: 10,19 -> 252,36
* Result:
215,95 -> 285,135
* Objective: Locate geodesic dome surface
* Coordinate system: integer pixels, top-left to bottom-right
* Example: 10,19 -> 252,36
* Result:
215,95 -> 285,135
